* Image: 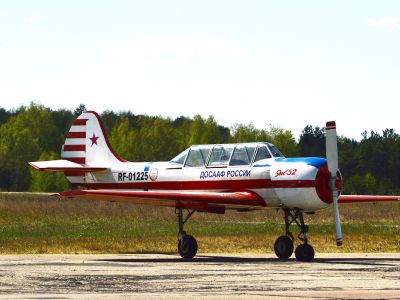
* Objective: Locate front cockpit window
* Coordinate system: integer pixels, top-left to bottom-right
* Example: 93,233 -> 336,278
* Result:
254,145 -> 272,162
230,145 -> 253,166
170,149 -> 188,165
268,143 -> 284,157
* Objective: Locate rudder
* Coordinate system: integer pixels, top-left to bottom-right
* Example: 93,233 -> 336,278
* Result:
61,111 -> 126,166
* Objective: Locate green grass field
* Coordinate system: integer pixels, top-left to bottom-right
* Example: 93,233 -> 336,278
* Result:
0,192 -> 399,254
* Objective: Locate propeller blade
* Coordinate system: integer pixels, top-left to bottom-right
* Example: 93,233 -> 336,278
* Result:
326,121 -> 343,246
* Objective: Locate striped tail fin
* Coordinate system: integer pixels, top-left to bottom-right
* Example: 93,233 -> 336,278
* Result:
61,111 -> 126,166
29,111 -> 125,184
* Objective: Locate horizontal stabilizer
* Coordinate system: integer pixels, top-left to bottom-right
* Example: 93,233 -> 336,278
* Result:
29,160 -> 108,172
339,195 -> 400,203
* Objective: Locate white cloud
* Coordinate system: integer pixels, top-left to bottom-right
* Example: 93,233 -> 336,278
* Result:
105,35 -> 246,64
29,15 -> 42,23
368,16 -> 397,28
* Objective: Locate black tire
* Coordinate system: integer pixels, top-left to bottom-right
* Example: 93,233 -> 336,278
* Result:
295,244 -> 315,262
274,235 -> 294,259
178,235 -> 198,259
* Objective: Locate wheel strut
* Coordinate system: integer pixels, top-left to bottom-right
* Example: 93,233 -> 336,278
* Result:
176,207 -> 195,239
274,208 -> 314,262
283,208 -> 309,244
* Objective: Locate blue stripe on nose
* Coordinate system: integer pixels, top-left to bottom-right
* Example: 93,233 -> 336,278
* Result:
273,157 -> 327,169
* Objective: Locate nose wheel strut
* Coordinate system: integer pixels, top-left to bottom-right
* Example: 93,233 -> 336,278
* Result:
176,207 -> 198,259
274,208 -> 315,262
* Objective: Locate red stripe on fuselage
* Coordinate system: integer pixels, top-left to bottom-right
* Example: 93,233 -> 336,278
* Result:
67,132 -> 86,138
78,179 -> 316,190
63,145 -> 86,151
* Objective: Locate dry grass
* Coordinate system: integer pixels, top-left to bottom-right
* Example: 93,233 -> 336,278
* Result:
0,192 -> 399,254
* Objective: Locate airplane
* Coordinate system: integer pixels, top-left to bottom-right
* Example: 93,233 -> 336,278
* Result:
29,111 -> 400,262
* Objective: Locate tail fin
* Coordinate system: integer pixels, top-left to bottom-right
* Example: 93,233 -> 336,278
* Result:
61,111 -> 126,166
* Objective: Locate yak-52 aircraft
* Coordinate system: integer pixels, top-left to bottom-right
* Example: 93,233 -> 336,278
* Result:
29,111 -> 400,261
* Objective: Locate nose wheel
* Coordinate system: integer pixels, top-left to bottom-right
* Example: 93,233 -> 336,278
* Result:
176,208 -> 198,259
274,208 -> 315,262
295,243 -> 315,262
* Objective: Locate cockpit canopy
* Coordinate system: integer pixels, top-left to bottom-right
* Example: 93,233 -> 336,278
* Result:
170,142 -> 284,167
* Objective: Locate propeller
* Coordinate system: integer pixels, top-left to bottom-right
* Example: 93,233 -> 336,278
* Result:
325,121 -> 343,246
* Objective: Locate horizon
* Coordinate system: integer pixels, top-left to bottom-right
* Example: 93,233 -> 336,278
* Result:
0,101 -> 397,142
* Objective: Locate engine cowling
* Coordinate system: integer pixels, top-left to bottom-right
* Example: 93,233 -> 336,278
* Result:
270,158 -> 339,212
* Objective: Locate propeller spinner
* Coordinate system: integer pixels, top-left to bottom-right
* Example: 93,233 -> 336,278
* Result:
326,121 -> 343,246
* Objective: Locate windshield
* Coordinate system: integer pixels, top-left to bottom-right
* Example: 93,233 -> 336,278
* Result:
268,143 -> 284,157
170,149 -> 188,165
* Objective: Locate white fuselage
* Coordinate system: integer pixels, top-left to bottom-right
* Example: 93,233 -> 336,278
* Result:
68,157 -> 332,212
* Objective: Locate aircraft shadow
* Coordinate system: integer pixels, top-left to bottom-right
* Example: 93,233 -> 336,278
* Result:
97,253 -> 276,264
96,254 -> 400,266
314,257 -> 400,267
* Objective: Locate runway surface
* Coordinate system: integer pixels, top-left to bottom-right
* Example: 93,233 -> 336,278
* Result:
0,253 -> 399,299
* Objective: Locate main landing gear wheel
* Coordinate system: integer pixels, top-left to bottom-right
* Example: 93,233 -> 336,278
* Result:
274,235 -> 294,259
176,208 -> 198,259
178,235 -> 198,259
295,244 -> 315,262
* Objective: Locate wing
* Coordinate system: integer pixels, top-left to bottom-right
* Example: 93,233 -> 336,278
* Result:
339,195 -> 400,203
56,189 -> 267,213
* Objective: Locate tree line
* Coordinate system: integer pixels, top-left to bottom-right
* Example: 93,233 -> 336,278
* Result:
0,103 -> 399,195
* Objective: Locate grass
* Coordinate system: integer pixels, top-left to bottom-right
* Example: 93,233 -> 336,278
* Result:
0,192 -> 399,254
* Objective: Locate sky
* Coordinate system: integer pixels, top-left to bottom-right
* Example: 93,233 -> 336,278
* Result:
0,0 -> 399,140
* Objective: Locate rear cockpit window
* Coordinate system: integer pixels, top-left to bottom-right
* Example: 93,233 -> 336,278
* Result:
208,145 -> 234,167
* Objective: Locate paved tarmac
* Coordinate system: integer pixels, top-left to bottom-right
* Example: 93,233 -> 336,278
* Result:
0,253 -> 399,299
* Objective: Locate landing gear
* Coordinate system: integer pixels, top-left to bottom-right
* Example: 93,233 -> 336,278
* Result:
176,208 -> 198,259
274,235 -> 293,259
295,243 -> 315,262
273,208 -> 315,262
178,235 -> 198,259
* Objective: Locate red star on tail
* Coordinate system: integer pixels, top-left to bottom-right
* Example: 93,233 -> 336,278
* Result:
90,133 -> 99,146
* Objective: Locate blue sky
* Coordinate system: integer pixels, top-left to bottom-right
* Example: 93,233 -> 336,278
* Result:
0,1 -> 399,140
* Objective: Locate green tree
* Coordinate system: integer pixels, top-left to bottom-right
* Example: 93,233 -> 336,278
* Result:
109,117 -> 134,160
30,151 -> 70,192
230,123 -> 270,143
0,125 -> 40,190
268,126 -> 299,157
142,118 -> 179,161
344,173 -> 377,195
298,125 -> 325,157
74,104 -> 86,116
188,115 -> 205,145
201,116 -> 222,144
